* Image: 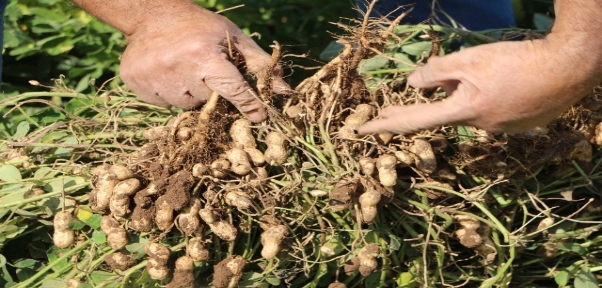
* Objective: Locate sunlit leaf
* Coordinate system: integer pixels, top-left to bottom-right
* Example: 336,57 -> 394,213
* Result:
359,55 -> 389,74
83,214 -> 102,230
40,279 -> 66,288
575,267 -> 599,288
0,165 -> 22,183
12,258 -> 38,269
555,270 -> 569,286
389,234 -> 401,251
12,121 -> 30,140
46,246 -> 70,272
402,42 -> 432,57
92,230 -> 106,245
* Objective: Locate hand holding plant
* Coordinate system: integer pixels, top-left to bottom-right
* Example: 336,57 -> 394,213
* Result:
72,0 -> 290,122
359,0 -> 602,135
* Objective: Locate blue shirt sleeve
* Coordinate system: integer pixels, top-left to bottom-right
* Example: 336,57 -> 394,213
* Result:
357,0 -> 516,31
0,0 -> 8,84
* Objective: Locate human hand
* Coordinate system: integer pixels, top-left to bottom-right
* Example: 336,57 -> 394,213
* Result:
358,38 -> 602,135
119,6 -> 289,122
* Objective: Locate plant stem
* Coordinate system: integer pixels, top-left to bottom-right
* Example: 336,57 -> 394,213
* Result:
415,184 -> 510,243
15,239 -> 93,288
0,182 -> 89,209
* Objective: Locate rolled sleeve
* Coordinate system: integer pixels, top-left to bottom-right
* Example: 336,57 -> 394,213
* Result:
0,0 -> 8,84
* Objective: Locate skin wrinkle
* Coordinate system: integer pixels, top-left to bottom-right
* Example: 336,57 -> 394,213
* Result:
357,0 -> 602,135
71,0 -> 288,122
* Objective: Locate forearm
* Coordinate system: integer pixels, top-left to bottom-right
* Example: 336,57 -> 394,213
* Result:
549,0 -> 602,78
70,0 -> 203,38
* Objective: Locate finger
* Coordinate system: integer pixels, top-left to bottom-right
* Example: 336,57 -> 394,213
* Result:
203,58 -> 267,122
235,37 -> 273,75
378,106 -> 402,118
408,52 -> 471,89
357,96 -> 467,135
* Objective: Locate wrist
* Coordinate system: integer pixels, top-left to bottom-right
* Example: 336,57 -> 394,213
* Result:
126,2 -> 207,40
546,1 -> 602,80
72,0 -> 208,40
545,32 -> 602,86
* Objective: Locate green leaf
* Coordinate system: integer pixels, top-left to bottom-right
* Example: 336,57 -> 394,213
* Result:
40,197 -> 61,214
0,224 -> 27,240
359,55 -> 390,74
16,267 -> 37,282
12,121 -> 30,140
68,218 -> 86,231
1,264 -> 14,285
39,280 -> 66,288
311,262 -> 329,287
319,41 -> 344,61
456,126 -> 476,142
398,272 -> 416,287
36,34 -> 67,48
54,136 -> 79,157
34,167 -> 59,180
265,275 -> 281,286
125,236 -> 149,259
365,272 -> 381,287
551,220 -> 574,236
0,255 -> 6,268
29,7 -> 66,22
65,97 -> 95,116
92,230 -> 106,245
0,184 -> 26,194
31,107 -> 66,125
74,74 -> 92,92
321,234 -> 345,256
238,272 -> 264,287
40,131 -> 68,144
533,13 -> 553,31
14,209 -> 38,217
12,258 -> 38,269
8,44 -> 38,57
574,267 -> 599,288
43,176 -> 87,193
555,270 -> 569,286
402,42 -> 432,57
0,186 -> 28,213
89,271 -> 118,285
558,242 -> 587,256
393,53 -> 414,69
46,246 -> 70,272
83,214 -> 103,230
0,165 -> 22,183
389,234 -> 401,251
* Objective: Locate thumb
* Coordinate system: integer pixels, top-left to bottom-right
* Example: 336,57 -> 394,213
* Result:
408,52 -> 468,89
